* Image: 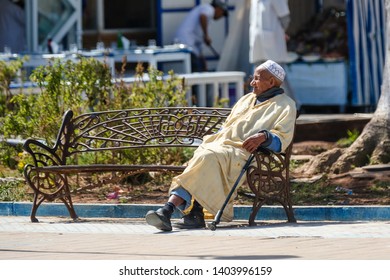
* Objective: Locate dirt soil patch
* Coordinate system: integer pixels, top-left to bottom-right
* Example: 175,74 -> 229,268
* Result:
69,141 -> 390,206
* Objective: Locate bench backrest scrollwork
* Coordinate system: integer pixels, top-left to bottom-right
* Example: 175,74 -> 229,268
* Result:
60,107 -> 232,157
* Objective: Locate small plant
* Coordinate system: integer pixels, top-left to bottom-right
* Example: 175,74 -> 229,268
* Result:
0,178 -> 30,201
0,56 -> 28,116
337,129 -> 359,148
214,97 -> 230,108
368,182 -> 390,196
290,159 -> 305,170
124,63 -> 187,108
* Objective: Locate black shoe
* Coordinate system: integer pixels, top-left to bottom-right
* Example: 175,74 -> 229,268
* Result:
174,211 -> 205,229
145,208 -> 172,231
174,214 -> 206,229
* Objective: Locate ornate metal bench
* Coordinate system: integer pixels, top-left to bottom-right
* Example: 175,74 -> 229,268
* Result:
23,107 -> 296,224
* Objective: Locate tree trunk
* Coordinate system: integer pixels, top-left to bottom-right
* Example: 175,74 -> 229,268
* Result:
331,0 -> 390,173
300,1 -> 390,175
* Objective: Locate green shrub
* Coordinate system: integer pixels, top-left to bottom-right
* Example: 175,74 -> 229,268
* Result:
0,57 -> 188,170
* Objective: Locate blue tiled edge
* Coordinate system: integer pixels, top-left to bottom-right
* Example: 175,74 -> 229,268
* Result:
1,202 -> 390,221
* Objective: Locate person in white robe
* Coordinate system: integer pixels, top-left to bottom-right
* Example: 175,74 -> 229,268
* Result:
146,60 -> 297,231
174,0 -> 228,72
249,0 -> 300,109
249,0 -> 290,64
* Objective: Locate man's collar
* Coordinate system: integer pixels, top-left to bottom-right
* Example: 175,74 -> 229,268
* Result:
256,87 -> 284,103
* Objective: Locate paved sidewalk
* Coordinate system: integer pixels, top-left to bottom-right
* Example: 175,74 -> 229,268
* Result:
1,216 -> 389,260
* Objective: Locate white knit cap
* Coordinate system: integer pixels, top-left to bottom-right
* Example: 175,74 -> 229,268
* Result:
262,60 -> 286,82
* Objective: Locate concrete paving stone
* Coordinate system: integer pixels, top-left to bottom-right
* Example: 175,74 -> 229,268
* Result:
1,200 -> 390,261
0,216 -> 390,260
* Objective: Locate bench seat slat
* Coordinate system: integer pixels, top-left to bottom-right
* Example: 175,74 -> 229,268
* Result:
34,164 -> 186,174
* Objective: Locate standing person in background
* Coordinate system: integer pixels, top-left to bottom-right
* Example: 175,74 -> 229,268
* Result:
174,0 -> 228,72
249,0 -> 300,109
0,0 -> 26,53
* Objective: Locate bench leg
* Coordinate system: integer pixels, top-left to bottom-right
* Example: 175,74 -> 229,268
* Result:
25,166 -> 79,222
284,200 -> 296,223
282,184 -> 297,223
273,192 -> 297,223
248,198 -> 264,227
24,166 -> 43,223
60,177 -> 79,220
30,192 -> 44,223
60,194 -> 78,221
248,196 -> 296,226
248,207 -> 259,227
29,183 -> 78,222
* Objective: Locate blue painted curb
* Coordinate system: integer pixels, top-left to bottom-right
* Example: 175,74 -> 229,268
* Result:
1,202 -> 390,221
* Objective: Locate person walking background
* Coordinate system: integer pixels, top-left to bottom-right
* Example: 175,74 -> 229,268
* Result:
174,0 -> 229,72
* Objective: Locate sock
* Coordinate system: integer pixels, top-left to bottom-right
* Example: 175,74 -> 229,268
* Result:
162,202 -> 176,216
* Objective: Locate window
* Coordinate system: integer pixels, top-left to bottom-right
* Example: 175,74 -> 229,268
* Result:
104,0 -> 155,29
83,0 -> 156,32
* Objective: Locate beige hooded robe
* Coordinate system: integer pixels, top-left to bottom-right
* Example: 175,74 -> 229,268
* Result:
170,91 -> 296,221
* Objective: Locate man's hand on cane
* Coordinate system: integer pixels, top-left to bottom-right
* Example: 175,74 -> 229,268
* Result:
242,132 -> 268,153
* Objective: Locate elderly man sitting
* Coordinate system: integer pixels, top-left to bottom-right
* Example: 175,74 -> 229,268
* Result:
145,60 -> 297,231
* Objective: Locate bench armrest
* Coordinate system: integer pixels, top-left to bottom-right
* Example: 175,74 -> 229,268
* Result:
247,142 -> 292,195
23,110 -> 74,167
252,144 -> 291,173
23,138 -> 63,168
